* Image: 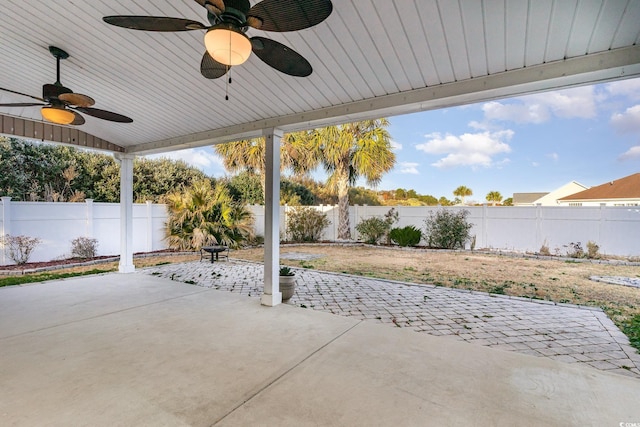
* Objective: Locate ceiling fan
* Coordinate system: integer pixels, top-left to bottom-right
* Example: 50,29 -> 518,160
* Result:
0,46 -> 133,126
103,0 -> 333,81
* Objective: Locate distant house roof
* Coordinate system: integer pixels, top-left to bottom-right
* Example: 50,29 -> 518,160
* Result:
513,193 -> 548,204
559,173 -> 640,201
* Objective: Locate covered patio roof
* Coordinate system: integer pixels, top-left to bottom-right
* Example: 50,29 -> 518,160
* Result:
1,1 -> 639,153
2,0 -> 640,304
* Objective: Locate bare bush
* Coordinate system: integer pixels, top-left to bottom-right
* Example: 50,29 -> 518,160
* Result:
1,234 -> 42,264
71,237 -> 99,259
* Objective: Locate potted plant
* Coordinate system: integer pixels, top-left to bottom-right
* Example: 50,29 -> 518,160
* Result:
279,266 -> 296,301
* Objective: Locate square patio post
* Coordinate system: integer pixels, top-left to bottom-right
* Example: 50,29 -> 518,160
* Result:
115,153 -> 135,273
261,127 -> 283,306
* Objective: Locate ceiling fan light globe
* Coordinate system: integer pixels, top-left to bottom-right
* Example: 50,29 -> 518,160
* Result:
41,106 -> 75,125
204,27 -> 252,66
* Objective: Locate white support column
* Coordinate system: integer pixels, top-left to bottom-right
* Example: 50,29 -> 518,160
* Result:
261,127 -> 283,306
115,153 -> 135,273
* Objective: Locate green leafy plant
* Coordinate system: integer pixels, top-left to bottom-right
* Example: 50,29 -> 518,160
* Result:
389,225 -> 422,247
286,206 -> 329,242
1,234 -> 42,264
621,314 -> 640,352
423,209 -> 473,249
356,217 -> 389,244
355,208 -> 398,244
279,266 -> 295,276
70,237 -> 98,259
164,179 -> 254,250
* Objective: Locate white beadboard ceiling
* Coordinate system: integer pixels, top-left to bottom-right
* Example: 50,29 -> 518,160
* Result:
1,0 -> 639,154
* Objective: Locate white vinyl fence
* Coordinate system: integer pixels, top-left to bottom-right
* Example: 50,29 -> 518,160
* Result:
1,199 -> 639,265
249,204 -> 640,258
0,198 -> 167,265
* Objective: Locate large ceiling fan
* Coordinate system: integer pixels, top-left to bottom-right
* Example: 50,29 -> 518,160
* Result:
103,0 -> 333,80
0,46 -> 133,126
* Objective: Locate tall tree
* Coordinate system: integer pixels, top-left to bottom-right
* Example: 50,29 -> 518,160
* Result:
486,191 -> 503,206
305,119 -> 395,239
213,135 -> 313,202
453,185 -> 473,205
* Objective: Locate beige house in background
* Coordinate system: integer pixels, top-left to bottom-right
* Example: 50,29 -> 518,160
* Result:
513,181 -> 588,206
558,173 -> 640,206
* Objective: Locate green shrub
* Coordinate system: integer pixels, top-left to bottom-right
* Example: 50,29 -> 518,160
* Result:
423,209 -> 473,249
279,266 -> 295,276
356,217 -> 389,244
1,234 -> 41,264
355,208 -> 398,244
71,237 -> 98,258
286,206 -> 329,242
389,226 -> 422,247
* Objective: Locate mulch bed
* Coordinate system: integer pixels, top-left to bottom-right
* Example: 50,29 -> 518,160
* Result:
0,249 -> 187,272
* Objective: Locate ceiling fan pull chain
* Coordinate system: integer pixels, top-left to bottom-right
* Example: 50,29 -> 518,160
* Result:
225,66 -> 231,100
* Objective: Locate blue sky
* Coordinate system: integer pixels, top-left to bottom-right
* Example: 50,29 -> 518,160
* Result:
149,77 -> 640,203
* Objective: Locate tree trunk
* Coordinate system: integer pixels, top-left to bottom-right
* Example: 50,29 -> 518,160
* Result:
260,172 -> 266,205
336,170 -> 351,240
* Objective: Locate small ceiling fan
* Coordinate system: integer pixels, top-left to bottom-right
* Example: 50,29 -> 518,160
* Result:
103,0 -> 333,80
0,46 -> 133,126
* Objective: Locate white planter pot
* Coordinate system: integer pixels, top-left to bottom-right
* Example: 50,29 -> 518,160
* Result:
279,275 -> 296,301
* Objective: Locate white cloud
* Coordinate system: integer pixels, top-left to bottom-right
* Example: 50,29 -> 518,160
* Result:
532,162 -> 539,167
416,130 -> 513,169
483,101 -> 550,124
547,152 -> 559,162
605,78 -> 640,100
390,140 -> 402,151
619,146 -> 640,161
398,162 -> 419,174
146,148 -> 224,174
610,105 -> 640,134
481,86 -> 597,124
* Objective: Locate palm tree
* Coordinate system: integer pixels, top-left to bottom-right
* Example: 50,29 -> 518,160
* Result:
305,119 -> 395,239
486,191 -> 503,206
214,134 -> 314,201
164,179 -> 254,250
453,185 -> 473,205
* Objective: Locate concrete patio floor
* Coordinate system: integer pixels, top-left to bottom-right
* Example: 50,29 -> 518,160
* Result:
144,260 -> 640,378
1,273 -> 640,426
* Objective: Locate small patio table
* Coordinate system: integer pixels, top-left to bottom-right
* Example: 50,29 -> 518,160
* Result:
200,245 -> 229,263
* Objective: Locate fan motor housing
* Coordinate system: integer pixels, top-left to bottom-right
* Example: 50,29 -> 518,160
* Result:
43,83 -> 72,102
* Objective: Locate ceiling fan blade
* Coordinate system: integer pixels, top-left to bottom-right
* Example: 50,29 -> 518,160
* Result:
71,111 -> 85,126
0,87 -> 45,102
251,37 -> 312,77
59,93 -> 95,108
0,103 -> 44,107
247,0 -> 333,32
200,52 -> 229,79
103,16 -> 206,32
193,0 -> 225,15
73,107 -> 133,123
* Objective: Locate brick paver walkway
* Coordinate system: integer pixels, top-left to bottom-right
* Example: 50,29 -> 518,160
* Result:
142,260 -> 640,379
